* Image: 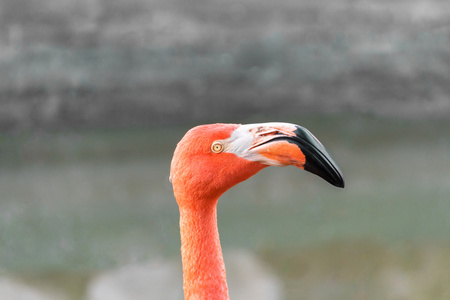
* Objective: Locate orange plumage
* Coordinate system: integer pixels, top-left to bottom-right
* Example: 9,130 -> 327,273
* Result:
171,122 -> 344,299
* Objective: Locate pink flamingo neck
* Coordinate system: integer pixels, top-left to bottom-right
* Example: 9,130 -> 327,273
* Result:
179,199 -> 230,299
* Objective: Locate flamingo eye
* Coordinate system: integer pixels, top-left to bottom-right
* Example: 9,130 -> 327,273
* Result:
211,141 -> 224,153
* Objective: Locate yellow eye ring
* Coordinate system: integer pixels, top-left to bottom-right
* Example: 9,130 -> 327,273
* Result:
211,141 -> 224,153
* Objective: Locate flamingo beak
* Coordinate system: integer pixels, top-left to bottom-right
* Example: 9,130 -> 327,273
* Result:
242,123 -> 345,188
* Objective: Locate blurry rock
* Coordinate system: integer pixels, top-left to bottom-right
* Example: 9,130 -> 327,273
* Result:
0,277 -> 66,300
225,250 -> 284,300
381,269 -> 414,300
86,259 -> 183,300
87,250 -> 283,300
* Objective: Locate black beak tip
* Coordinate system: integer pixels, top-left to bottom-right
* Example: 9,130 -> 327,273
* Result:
334,176 -> 345,189
327,168 -> 345,188
293,126 -> 345,189
304,162 -> 345,189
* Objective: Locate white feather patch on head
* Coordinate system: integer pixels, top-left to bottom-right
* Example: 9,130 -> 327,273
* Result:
223,122 -> 298,166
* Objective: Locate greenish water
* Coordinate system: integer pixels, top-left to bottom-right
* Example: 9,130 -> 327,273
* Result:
1,114 -> 450,299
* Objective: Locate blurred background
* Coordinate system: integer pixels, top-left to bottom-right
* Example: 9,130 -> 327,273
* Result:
1,0 -> 450,299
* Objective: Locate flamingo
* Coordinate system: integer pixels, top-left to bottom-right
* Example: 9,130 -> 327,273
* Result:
170,122 -> 344,299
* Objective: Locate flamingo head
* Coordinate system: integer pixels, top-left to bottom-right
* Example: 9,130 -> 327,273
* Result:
170,122 -> 344,207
